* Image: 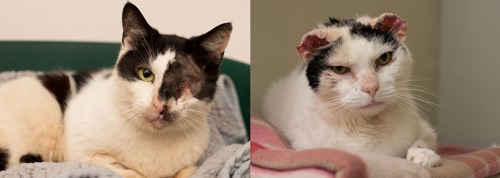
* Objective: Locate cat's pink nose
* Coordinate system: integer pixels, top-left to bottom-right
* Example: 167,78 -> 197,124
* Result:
362,82 -> 379,97
152,98 -> 166,114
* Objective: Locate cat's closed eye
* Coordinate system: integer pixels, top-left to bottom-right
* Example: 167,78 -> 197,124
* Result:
137,68 -> 155,82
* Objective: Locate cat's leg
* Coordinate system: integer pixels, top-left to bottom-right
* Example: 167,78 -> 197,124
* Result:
174,165 -> 197,178
406,120 -> 441,167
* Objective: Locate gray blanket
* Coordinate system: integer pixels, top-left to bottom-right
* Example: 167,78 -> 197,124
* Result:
0,72 -> 250,178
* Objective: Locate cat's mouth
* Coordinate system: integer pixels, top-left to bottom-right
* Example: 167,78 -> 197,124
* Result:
146,94 -> 200,131
147,111 -> 179,130
359,101 -> 385,110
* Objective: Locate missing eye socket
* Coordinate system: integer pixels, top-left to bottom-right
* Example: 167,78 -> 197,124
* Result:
376,52 -> 393,66
137,68 -> 155,82
331,66 -> 350,74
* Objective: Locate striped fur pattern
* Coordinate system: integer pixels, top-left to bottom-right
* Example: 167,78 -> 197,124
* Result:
0,2 -> 231,178
263,13 -> 440,167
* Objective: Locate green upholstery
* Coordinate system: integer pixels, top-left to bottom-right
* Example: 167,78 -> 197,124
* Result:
0,41 -> 249,136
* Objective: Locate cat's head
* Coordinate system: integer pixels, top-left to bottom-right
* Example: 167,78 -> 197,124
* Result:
113,2 -> 231,132
297,13 -> 411,116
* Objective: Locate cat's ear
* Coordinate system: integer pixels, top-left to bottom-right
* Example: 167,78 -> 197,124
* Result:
297,29 -> 331,62
370,13 -> 408,42
194,23 -> 232,64
121,2 -> 155,49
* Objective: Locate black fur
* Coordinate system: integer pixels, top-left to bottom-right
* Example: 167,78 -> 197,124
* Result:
159,52 -> 197,101
349,23 -> 400,50
305,17 -> 403,91
306,38 -> 343,91
117,2 -> 165,82
19,153 -> 43,163
72,70 -> 99,92
117,3 -> 231,123
324,17 -> 400,50
38,73 -> 71,113
117,34 -> 186,82
184,24 -> 231,101
118,3 -> 229,103
0,148 -> 9,171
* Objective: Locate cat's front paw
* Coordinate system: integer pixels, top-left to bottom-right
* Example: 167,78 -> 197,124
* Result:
406,146 -> 441,167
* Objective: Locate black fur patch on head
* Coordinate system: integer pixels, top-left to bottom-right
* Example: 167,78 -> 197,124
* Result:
305,17 -> 403,92
38,73 -> 71,113
117,2 -> 166,82
19,153 -> 43,163
349,23 -> 400,49
182,43 -> 219,102
185,23 -> 232,101
117,34 -> 186,82
72,69 -> 100,92
157,39 -> 221,103
0,148 -> 9,171
306,38 -> 343,91
117,50 -> 151,81
159,51 -> 201,101
117,2 -> 231,112
324,17 -> 400,50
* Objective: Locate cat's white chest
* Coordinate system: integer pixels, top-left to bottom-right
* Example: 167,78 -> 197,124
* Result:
264,67 -> 418,157
297,113 -> 417,157
63,76 -> 209,177
286,97 -> 419,157
113,126 -> 209,177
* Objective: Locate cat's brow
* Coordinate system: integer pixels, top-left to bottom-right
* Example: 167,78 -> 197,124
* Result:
330,61 -> 351,67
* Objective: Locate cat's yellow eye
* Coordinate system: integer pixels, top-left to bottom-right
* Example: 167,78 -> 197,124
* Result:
376,52 -> 393,66
138,68 -> 155,82
331,66 -> 350,74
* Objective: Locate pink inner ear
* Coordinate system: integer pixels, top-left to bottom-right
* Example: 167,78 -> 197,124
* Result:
372,13 -> 407,41
380,15 -> 405,32
297,30 -> 329,62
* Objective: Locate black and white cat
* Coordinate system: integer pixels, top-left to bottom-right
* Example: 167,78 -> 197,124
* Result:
0,2 -> 231,178
263,13 -> 440,167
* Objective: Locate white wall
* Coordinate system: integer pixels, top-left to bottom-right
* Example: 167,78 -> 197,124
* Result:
0,0 -> 250,64
438,0 -> 500,146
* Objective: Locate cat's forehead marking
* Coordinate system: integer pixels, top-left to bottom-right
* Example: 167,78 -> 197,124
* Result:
306,18 -> 403,91
152,50 -> 176,77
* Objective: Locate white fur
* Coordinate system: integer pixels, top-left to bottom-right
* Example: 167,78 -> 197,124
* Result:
0,55 -> 210,178
152,51 -> 175,80
263,20 -> 440,167
0,5 -> 230,177
64,53 -> 210,178
0,77 -> 65,167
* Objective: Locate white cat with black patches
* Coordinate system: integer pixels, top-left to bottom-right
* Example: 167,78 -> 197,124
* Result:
0,2 -> 232,178
263,13 -> 440,167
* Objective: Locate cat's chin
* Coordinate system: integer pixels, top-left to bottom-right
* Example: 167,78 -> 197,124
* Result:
356,101 -> 387,115
150,117 -> 169,130
146,113 -> 179,131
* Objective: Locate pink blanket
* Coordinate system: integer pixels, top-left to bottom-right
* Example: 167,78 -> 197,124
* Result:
251,114 -> 500,178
